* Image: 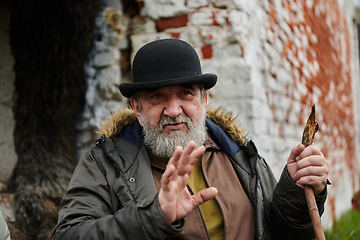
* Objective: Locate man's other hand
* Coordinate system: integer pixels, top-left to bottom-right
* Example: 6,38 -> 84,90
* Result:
287,144 -> 329,195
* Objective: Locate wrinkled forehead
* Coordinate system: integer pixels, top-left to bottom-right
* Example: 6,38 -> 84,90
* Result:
136,84 -> 203,97
148,84 -> 199,93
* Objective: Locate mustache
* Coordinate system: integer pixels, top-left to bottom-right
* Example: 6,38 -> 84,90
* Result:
158,115 -> 192,130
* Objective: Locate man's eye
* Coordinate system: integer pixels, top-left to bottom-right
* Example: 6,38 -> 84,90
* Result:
151,94 -> 162,99
181,90 -> 195,99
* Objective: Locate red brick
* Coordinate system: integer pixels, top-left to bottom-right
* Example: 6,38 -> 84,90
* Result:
155,14 -> 189,32
201,45 -> 212,59
211,11 -> 220,26
169,32 -> 181,39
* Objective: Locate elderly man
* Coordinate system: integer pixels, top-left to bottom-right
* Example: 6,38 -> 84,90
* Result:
51,39 -> 328,240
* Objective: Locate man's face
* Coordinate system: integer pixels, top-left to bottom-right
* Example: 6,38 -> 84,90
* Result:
131,84 -> 208,158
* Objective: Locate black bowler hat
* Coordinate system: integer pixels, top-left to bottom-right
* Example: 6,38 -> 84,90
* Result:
119,38 -> 217,98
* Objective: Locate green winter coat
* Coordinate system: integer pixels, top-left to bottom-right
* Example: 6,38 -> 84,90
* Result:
51,108 -> 327,240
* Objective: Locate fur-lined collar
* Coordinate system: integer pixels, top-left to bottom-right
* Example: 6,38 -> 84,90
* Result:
98,108 -> 248,146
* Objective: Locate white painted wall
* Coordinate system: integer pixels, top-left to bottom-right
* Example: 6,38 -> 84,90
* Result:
0,6 -> 17,181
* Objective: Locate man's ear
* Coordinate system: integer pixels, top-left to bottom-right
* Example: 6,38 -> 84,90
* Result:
130,97 -> 143,126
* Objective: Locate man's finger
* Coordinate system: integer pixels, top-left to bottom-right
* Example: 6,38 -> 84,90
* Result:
161,164 -> 176,192
295,145 -> 324,162
190,146 -> 206,161
296,175 -> 328,195
288,144 -> 305,163
168,145 -> 184,167
296,155 -> 327,170
295,165 -> 327,179
184,146 -> 206,174
178,141 -> 197,176
182,140 -> 196,156
191,187 -> 218,208
180,141 -> 196,164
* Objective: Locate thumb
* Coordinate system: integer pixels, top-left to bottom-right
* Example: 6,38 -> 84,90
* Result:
288,144 -> 305,163
191,187 -> 218,208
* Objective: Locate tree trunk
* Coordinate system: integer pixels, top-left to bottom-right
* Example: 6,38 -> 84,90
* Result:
8,0 -> 99,239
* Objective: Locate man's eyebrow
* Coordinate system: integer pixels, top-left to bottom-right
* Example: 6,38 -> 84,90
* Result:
145,84 -> 197,94
145,88 -> 159,94
180,84 -> 196,91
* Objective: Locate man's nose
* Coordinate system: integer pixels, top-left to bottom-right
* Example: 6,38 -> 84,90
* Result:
163,97 -> 182,118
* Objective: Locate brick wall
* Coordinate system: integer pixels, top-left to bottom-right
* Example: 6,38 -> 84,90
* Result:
261,0 -> 360,226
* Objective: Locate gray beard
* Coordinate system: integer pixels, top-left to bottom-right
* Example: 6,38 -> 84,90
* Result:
141,107 -> 207,159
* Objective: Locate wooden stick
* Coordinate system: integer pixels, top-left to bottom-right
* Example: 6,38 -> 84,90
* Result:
304,186 -> 325,240
301,104 -> 325,240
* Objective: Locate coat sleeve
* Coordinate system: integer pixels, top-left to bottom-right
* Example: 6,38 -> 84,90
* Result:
267,166 -> 327,240
50,151 -> 184,240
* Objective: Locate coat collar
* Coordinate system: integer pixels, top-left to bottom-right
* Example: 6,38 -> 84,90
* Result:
98,107 -> 248,148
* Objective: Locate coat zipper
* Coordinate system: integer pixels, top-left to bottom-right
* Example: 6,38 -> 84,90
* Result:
201,157 -> 227,240
187,185 -> 211,240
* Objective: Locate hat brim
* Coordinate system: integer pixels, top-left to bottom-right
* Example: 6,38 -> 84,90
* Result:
119,73 -> 217,98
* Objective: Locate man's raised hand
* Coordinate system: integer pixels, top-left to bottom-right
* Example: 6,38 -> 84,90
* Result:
158,140 -> 218,223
